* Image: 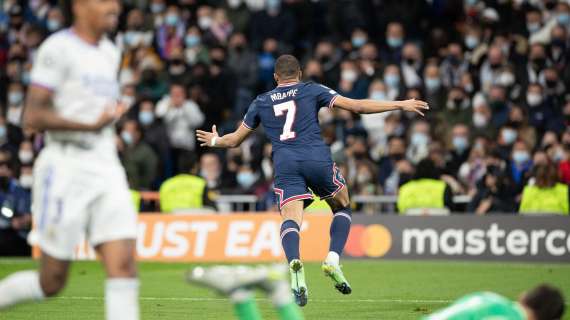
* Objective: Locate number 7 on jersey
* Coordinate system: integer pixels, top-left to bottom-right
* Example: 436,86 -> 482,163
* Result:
273,100 -> 297,141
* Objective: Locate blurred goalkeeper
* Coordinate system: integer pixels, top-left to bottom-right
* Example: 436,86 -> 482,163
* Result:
0,1 -> 139,319
188,264 -> 303,320
424,284 -> 565,320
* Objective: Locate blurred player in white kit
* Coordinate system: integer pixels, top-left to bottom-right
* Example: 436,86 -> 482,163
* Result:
0,1 -> 139,319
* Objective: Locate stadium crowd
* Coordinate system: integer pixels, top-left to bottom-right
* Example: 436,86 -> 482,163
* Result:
0,0 -> 569,226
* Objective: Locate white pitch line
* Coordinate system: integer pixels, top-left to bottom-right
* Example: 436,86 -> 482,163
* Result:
56,296 -> 453,304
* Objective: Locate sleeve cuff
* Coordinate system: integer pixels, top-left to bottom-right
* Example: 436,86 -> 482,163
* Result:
241,121 -> 255,130
328,95 -> 339,109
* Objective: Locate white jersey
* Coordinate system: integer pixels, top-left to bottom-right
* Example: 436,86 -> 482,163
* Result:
30,28 -> 121,164
29,30 -> 137,260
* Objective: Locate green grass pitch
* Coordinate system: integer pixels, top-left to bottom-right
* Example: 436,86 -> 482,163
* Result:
0,259 -> 568,319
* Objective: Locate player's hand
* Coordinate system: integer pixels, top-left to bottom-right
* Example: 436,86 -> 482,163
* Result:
399,98 -> 429,116
91,102 -> 128,131
196,125 -> 220,147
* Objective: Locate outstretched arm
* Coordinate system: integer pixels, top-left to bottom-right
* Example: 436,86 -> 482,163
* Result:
23,85 -> 125,132
332,95 -> 429,116
196,124 -> 254,148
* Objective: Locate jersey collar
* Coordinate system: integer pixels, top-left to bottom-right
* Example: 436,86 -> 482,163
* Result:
277,82 -> 300,88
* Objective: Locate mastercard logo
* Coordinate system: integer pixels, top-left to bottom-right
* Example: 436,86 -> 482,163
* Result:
345,224 -> 392,257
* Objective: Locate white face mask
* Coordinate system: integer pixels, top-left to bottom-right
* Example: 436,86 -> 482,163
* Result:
198,16 -> 213,30
19,150 -> 33,164
341,70 -> 357,82
526,93 -> 542,107
19,174 -> 33,188
473,113 -> 488,128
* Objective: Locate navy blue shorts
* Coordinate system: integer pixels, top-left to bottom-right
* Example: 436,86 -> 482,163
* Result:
273,160 -> 346,209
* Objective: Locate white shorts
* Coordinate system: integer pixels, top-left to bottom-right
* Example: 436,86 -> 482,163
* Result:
32,146 -> 137,260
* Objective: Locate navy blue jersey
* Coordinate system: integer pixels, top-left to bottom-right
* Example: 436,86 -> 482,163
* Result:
242,82 -> 338,161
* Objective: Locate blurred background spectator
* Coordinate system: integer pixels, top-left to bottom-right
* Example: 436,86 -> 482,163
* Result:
1,0 -> 569,215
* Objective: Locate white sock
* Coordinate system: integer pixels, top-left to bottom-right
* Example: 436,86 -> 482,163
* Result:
229,289 -> 253,303
0,270 -> 44,309
105,278 -> 139,320
269,280 -> 293,307
325,251 -> 340,266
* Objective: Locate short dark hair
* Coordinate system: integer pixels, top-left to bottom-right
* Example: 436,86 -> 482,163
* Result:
521,284 -> 565,320
274,55 -> 300,79
414,158 -> 440,180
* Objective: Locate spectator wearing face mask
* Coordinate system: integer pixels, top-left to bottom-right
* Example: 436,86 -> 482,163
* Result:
468,163 -> 517,215
525,83 -> 558,137
383,64 -> 402,101
479,46 -> 505,92
497,124 -> 519,160
337,59 -> 368,99
529,2 -> 570,45
156,83 -> 205,173
507,105 -> 536,151
445,124 -> 471,178
440,43 -> 468,88
508,140 -> 533,194
457,140 -> 487,195
45,7 -> 64,33
380,22 -> 405,65
485,85 -> 509,127
119,8 -> 153,52
521,44 -> 549,88
361,80 -> 390,155
17,140 -> 34,166
183,26 -> 210,66
6,82 -> 25,127
235,164 -> 262,194
440,87 -> 471,129
199,152 -> 236,194
423,63 -> 446,112
118,119 -> 158,190
156,5 -> 185,59
400,42 -> 423,88
519,163 -> 568,215
137,99 -> 171,182
378,136 -> 406,190
407,120 -> 431,165
0,152 -> 31,256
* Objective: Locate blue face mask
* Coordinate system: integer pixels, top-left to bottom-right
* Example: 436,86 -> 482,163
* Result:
527,22 -> 540,33
185,35 -> 200,47
8,92 -> 23,105
165,14 -> 179,26
425,78 -> 441,91
139,111 -> 154,126
411,132 -> 429,146
121,131 -> 134,145
387,37 -> 403,48
557,13 -> 570,25
501,129 -> 517,145
0,126 -> 6,139
464,35 -> 479,49
237,172 -> 256,189
47,19 -> 61,32
512,151 -> 530,164
370,91 -> 386,101
352,37 -> 366,48
151,3 -> 165,14
452,136 -> 469,152
384,74 -> 400,87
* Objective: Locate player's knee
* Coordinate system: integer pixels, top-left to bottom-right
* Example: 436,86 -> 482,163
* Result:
107,256 -> 137,278
40,271 -> 67,297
